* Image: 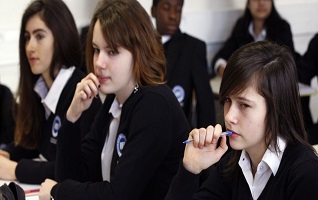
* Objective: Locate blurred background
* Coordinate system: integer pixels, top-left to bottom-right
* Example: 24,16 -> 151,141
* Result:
1,0 -> 317,122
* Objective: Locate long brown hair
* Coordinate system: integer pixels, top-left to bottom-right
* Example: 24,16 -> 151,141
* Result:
85,0 -> 166,86
15,0 -> 81,148
219,41 -> 311,176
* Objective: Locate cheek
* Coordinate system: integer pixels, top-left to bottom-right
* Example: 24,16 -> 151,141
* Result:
43,44 -> 54,62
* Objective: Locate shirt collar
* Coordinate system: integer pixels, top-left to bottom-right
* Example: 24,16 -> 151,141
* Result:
239,136 -> 287,176
161,35 -> 171,44
248,21 -> 267,42
34,66 -> 75,117
264,136 -> 286,175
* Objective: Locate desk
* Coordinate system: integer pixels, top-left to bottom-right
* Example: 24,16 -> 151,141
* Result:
210,76 -> 318,97
0,180 -> 39,200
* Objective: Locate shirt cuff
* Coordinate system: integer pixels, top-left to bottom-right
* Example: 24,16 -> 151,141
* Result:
214,58 -> 227,75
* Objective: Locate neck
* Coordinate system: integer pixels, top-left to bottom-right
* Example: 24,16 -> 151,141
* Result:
42,73 -> 53,89
246,144 -> 267,176
42,66 -> 59,89
116,82 -> 137,105
253,19 -> 265,36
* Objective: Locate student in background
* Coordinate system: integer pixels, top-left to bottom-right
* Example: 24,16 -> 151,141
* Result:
0,0 -> 101,184
0,84 -> 16,149
298,33 -> 318,144
151,0 -> 216,128
212,0 -> 299,77
166,41 -> 318,200
38,0 -> 189,199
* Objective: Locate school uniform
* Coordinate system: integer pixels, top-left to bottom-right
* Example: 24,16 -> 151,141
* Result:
4,68 -> 101,184
0,84 -> 15,148
298,33 -> 318,85
165,143 -> 318,200
164,29 -> 216,128
298,33 -> 318,143
211,18 -> 298,76
52,84 -> 190,200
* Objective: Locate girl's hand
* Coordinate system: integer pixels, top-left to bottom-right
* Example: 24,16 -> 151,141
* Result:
67,73 -> 100,123
0,150 -> 10,159
183,124 -> 228,174
0,156 -> 17,180
39,179 -> 57,200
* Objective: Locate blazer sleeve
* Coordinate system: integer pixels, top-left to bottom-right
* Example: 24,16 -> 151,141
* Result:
0,85 -> 15,145
165,163 -> 201,200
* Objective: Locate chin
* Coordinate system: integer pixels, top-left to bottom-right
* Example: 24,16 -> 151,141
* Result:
100,86 -> 113,95
229,141 -> 243,151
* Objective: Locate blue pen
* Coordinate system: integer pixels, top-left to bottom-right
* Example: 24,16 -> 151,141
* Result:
183,131 -> 232,144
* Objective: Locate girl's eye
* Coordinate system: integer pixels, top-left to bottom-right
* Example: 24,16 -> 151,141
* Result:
36,34 -> 44,40
93,48 -> 100,54
240,104 -> 249,109
222,98 -> 231,107
24,34 -> 30,41
108,50 -> 118,56
224,98 -> 231,103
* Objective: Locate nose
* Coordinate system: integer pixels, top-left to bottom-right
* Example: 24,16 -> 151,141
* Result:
168,8 -> 177,20
25,37 -> 35,53
258,0 -> 268,5
224,104 -> 238,125
94,52 -> 107,70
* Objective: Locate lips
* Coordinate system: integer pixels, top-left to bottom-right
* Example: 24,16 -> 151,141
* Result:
28,57 -> 39,63
228,130 -> 240,136
166,24 -> 178,33
97,75 -> 110,84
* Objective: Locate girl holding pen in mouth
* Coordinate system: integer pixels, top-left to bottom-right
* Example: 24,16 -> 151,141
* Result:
166,41 -> 318,200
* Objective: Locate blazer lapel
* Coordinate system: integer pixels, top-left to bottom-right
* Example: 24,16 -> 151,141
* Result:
164,30 -> 186,80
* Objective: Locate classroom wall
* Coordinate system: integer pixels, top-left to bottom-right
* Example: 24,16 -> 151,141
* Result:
1,0 -> 318,122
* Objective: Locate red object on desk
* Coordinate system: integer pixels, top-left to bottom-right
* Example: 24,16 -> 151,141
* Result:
25,189 -> 39,194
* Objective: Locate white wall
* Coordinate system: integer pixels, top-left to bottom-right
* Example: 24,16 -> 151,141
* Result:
1,0 -> 318,121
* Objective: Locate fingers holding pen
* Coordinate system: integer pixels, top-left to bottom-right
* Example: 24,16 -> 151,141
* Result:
197,126 -> 214,148
188,124 -> 224,148
212,124 -> 223,144
183,124 -> 228,174
190,126 -> 212,148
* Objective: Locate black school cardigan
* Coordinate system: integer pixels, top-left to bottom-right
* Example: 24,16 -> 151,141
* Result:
165,143 -> 318,200
52,84 -> 190,200
5,69 -> 101,184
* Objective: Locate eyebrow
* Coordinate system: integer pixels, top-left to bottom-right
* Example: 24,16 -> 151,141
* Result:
236,96 -> 254,103
92,41 -> 113,50
25,28 -> 47,34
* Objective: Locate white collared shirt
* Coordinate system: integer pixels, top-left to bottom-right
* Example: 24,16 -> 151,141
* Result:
248,21 -> 267,42
34,66 -> 75,119
239,137 -> 286,200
